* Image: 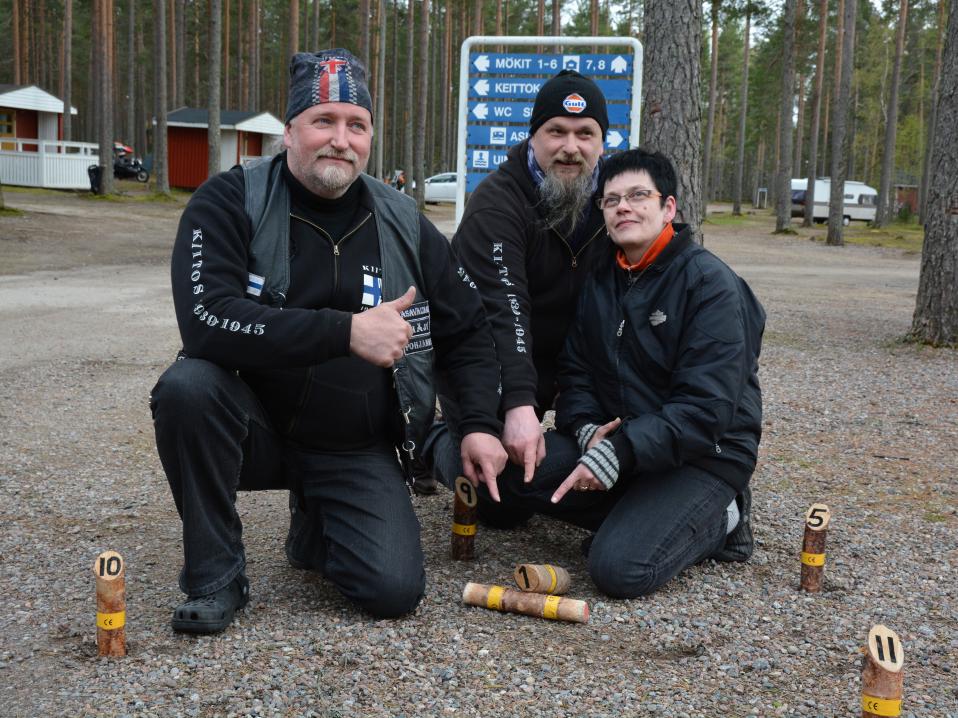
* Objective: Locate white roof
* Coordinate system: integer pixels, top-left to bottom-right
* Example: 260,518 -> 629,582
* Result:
0,85 -> 77,115
235,113 -> 284,135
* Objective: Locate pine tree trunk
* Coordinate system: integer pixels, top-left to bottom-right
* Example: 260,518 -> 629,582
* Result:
826,0 -> 857,246
642,0 -> 704,242
920,0 -> 946,221
360,0 -> 370,68
803,0 -> 827,226
793,73 -> 805,175
775,0 -> 797,232
732,4 -> 750,215
910,1 -> 958,346
175,0 -> 186,108
154,0 -> 171,194
63,0 -> 73,141
703,0 -> 720,207
875,0 -> 909,227
404,0 -> 414,193
126,0 -> 136,144
374,0 -> 386,179
98,0 -> 116,194
414,0 -> 430,207
137,21 -> 147,155
223,0 -> 230,109
208,0 -> 222,178
440,0 -> 452,171
13,0 -> 21,85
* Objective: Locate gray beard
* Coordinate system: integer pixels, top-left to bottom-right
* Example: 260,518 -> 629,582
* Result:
538,169 -> 593,236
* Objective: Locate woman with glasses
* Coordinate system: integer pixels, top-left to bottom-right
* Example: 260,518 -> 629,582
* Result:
485,147 -> 766,598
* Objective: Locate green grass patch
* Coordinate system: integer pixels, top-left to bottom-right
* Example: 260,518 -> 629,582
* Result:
703,211 -> 767,227
0,206 -> 25,217
923,512 -> 949,523
843,222 -> 924,253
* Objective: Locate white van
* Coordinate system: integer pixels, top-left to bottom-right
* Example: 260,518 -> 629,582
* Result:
791,178 -> 878,224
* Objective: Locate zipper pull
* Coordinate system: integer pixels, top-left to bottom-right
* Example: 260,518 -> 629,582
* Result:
616,319 -> 625,337
571,256 -> 578,269
402,406 -> 413,424
333,244 -> 340,256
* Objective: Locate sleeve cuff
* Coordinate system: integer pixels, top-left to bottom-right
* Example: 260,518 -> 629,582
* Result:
501,391 -> 538,414
577,439 -> 620,490
575,422 -> 601,453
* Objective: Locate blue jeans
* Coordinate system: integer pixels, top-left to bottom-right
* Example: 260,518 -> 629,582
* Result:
430,426 -> 736,598
150,358 -> 425,618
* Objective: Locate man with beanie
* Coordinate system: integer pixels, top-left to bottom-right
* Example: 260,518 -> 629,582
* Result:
423,70 -> 609,512
150,48 -> 506,634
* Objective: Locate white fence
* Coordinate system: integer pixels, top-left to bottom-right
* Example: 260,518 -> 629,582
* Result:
0,138 -> 99,190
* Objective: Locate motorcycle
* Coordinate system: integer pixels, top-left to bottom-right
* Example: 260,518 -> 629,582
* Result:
113,154 -> 150,183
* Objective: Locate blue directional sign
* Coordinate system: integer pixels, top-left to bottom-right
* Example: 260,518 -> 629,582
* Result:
460,45 -> 641,211
467,124 -> 629,151
470,53 -> 633,76
468,77 -> 631,101
468,100 -> 632,126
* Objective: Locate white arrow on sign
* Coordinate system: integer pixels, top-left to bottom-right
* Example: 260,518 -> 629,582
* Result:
607,130 -> 625,148
471,103 -> 488,120
473,79 -> 490,96
473,55 -> 490,72
611,56 -> 628,74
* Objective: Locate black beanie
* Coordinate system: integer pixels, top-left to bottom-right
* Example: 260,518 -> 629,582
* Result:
529,70 -> 609,139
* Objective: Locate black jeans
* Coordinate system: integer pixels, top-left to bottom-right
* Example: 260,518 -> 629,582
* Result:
151,358 -> 425,618
430,426 -> 736,598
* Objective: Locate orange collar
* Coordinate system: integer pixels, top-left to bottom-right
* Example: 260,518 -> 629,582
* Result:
615,223 -> 675,272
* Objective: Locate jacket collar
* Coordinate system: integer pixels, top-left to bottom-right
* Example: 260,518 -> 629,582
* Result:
642,223 -> 693,270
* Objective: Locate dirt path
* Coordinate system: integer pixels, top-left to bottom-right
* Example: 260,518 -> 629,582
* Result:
0,188 -> 954,717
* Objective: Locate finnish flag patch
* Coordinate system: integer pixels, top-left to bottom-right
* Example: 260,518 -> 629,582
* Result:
246,272 -> 265,297
362,273 -> 383,308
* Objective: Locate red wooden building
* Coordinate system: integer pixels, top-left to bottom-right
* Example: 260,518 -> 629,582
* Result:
0,84 -> 94,189
166,108 -> 284,190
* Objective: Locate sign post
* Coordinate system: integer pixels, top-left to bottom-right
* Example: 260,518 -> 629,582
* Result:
456,36 -> 643,225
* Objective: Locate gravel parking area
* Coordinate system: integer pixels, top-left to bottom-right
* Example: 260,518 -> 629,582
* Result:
0,191 -> 955,717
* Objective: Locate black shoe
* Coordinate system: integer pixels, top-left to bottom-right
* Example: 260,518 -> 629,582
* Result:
171,573 -> 249,634
712,486 -> 753,562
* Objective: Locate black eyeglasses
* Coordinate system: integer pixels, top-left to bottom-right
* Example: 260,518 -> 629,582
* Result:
596,188 -> 662,210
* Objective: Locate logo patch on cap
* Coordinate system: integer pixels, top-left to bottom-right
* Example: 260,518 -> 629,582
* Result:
562,93 -> 587,114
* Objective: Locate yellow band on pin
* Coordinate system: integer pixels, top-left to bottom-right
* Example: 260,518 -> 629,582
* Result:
96,611 -> 126,630
545,565 -> 558,594
861,695 -> 902,716
452,522 -> 477,536
543,595 -> 561,620
486,585 -> 504,610
801,551 -> 826,566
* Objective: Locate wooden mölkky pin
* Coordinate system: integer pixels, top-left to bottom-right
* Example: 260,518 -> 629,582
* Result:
462,582 -> 589,624
514,563 -> 571,595
800,503 -> 831,592
451,476 -> 478,560
94,550 -> 126,657
861,624 -> 904,717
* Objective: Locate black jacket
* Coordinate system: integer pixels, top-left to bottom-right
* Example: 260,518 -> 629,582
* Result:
171,161 -> 501,451
451,140 -> 609,416
556,225 -> 766,491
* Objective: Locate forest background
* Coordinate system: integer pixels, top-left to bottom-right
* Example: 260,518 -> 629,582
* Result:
0,0 -> 947,213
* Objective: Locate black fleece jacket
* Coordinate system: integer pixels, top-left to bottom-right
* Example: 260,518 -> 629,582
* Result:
556,225 -> 766,491
451,140 -> 610,417
171,159 -> 502,450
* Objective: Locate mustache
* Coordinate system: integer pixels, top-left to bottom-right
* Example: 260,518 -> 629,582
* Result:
315,147 -> 358,164
553,152 -> 586,167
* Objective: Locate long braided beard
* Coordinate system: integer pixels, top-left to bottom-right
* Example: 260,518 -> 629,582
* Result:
538,160 -> 593,236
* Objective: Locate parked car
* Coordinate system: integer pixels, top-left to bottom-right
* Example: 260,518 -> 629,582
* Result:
423,172 -> 457,203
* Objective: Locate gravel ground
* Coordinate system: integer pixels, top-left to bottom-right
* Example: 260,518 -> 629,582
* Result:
0,192 -> 955,717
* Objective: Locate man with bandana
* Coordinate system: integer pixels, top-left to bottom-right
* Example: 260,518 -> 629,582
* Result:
423,70 -> 609,512
150,49 -> 505,634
